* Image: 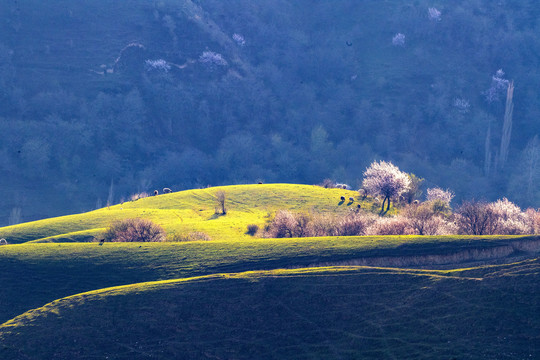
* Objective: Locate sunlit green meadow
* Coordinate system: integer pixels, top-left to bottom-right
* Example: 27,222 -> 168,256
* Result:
0,184 -> 372,244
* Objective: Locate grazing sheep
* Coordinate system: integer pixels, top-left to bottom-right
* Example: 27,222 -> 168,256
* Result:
349,197 -> 354,202
340,196 -> 346,201
154,190 -> 159,196
163,188 -> 172,194
413,199 -> 420,205
0,238 -> 7,245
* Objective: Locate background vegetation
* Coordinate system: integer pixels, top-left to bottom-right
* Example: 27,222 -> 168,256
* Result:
2,0 -> 540,224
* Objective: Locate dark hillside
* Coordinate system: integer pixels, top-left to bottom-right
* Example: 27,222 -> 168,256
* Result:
0,236 -> 538,325
1,263 -> 538,359
2,1 -> 540,222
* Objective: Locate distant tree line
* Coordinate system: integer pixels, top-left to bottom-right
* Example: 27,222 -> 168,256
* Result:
2,0 -> 540,223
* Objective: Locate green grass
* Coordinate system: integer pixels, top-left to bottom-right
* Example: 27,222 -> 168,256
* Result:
0,184 -> 374,244
0,235 -> 537,325
1,261 -> 538,359
0,184 -> 538,358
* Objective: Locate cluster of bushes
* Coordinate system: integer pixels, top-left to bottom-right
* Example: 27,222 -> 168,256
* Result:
261,210 -> 379,238
101,218 -> 213,243
259,197 -> 540,238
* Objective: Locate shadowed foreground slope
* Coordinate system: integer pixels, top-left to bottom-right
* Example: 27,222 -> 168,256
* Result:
1,235 -> 538,326
1,262 -> 539,359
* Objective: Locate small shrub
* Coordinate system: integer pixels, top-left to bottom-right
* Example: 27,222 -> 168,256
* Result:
246,224 -> 259,236
422,216 -> 456,235
130,192 -> 150,201
366,216 -> 414,235
320,179 -> 336,188
264,210 -> 311,238
169,232 -> 211,242
103,218 -> 166,242
335,212 -> 375,236
307,213 -> 339,237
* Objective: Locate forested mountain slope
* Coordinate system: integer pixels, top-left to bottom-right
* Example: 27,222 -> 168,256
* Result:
1,0 -> 540,223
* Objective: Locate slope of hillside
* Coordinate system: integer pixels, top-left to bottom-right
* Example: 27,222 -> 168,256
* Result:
0,184 -> 370,244
1,262 -> 538,359
1,234 -> 538,326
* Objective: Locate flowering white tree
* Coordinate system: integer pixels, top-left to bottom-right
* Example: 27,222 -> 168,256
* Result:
426,187 -> 454,205
428,7 -> 442,21
489,198 -> 531,234
392,33 -> 405,46
199,51 -> 228,67
362,161 -> 411,214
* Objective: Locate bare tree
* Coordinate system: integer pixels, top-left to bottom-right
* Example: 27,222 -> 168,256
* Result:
362,161 -> 411,214
455,200 -> 499,235
403,203 -> 436,235
216,190 -> 227,215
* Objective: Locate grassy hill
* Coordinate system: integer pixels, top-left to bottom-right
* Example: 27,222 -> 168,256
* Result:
0,184 -> 372,244
0,184 -> 539,358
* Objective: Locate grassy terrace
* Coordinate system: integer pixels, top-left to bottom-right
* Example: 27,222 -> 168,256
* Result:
0,235 -> 537,325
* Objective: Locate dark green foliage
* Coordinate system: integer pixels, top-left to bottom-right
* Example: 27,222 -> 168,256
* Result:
2,1 -> 540,222
246,224 -> 259,236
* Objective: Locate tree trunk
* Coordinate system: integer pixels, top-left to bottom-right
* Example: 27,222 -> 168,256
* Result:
380,197 -> 387,214
380,196 -> 390,215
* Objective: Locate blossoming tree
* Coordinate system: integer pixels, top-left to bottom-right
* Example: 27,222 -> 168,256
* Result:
362,160 -> 411,214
